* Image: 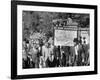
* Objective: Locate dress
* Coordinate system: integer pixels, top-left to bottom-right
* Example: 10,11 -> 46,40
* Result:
31,47 -> 40,68
46,56 -> 57,67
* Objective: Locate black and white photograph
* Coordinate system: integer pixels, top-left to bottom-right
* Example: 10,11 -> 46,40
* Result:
22,11 -> 90,69
11,1 -> 97,79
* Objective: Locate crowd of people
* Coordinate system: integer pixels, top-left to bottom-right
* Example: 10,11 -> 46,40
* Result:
22,35 -> 90,69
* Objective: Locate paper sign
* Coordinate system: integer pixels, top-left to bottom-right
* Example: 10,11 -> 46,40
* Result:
54,29 -> 77,46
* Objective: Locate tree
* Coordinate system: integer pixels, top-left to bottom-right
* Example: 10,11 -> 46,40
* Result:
22,11 -> 89,40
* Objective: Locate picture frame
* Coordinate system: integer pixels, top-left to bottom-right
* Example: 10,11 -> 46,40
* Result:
11,0 -> 97,79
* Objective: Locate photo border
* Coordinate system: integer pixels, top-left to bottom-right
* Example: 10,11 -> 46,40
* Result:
11,0 -> 97,79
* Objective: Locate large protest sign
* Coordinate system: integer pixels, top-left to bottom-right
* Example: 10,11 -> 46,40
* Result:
54,29 -> 77,46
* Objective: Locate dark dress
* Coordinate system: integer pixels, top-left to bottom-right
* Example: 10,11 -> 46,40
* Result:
46,57 -> 57,67
61,53 -> 66,67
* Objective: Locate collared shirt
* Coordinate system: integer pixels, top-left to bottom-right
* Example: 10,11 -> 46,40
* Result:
42,45 -> 54,61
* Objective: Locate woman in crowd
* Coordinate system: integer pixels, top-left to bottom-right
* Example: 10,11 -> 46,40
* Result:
39,56 -> 45,68
30,42 -> 40,68
22,46 -> 28,68
77,40 -> 83,66
82,40 -> 90,66
46,51 -> 57,67
42,42 -> 51,67
54,46 -> 61,67
22,39 -> 31,68
60,46 -> 66,67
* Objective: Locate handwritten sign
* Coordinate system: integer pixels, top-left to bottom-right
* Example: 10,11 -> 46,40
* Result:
54,29 -> 77,46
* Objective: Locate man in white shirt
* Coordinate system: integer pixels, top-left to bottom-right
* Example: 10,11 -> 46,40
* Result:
42,42 -> 54,67
73,38 -> 79,66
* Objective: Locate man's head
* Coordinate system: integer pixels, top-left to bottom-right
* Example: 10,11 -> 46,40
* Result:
45,42 -> 49,48
79,40 -> 82,44
33,43 -> 37,48
73,38 -> 78,46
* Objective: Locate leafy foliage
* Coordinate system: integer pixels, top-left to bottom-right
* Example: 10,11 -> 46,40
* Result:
22,11 -> 89,40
